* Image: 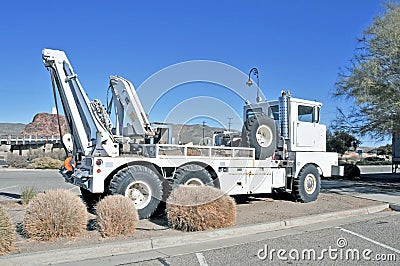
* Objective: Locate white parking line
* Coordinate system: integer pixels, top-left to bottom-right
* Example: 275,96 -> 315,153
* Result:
338,227 -> 400,254
0,185 -> 17,191
196,252 -> 209,266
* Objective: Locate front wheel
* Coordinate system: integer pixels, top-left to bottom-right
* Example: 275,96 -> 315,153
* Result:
109,165 -> 163,219
292,164 -> 320,202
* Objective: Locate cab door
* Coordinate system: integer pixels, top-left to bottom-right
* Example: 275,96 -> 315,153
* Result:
295,104 -> 324,150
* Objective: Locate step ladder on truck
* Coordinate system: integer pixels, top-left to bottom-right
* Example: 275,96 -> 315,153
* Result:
42,48 -> 343,219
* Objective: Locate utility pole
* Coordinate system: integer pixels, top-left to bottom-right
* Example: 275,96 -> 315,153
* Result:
202,121 -> 206,145
227,118 -> 233,132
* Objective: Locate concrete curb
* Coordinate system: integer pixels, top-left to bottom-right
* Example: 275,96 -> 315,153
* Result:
0,203 -> 389,266
284,203 -> 389,227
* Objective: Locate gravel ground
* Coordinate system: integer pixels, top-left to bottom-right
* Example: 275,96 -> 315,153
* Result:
0,193 -> 380,255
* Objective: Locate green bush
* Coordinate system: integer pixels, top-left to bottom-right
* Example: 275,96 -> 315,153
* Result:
22,189 -> 88,241
96,195 -> 138,237
0,206 -> 15,255
167,185 -> 236,231
27,157 -> 63,169
20,186 -> 38,205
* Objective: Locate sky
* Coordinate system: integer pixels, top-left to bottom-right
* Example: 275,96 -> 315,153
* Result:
0,0 -> 391,145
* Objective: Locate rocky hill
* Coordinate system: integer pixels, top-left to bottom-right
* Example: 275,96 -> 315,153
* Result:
20,114 -> 225,142
0,123 -> 26,135
21,113 -> 68,136
167,123 -> 234,145
0,112 -> 234,143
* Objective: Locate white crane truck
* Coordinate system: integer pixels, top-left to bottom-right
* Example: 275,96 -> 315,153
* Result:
42,48 -> 341,219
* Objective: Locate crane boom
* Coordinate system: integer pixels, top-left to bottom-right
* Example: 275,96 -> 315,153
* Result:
42,49 -> 119,157
109,76 -> 154,138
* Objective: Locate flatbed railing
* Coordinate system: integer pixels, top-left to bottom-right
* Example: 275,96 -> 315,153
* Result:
154,144 -> 255,159
0,135 -> 61,145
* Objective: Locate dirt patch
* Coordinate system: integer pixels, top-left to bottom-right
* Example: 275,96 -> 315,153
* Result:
0,193 -> 382,255
235,193 -> 379,226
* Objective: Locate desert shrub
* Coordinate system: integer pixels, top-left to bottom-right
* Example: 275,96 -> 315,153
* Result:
27,157 -> 63,169
167,185 -> 236,231
6,153 -> 28,168
27,149 -> 44,161
20,186 -> 38,205
47,149 -> 67,161
22,189 -> 88,241
96,195 -> 138,237
26,149 -> 66,161
0,206 -> 15,255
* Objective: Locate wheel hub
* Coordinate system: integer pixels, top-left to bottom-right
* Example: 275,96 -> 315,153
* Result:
184,178 -> 205,186
304,174 -> 316,194
130,188 -> 145,201
125,181 -> 152,209
256,125 -> 273,147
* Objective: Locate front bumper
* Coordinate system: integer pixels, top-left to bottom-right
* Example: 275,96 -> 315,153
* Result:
60,168 -> 92,190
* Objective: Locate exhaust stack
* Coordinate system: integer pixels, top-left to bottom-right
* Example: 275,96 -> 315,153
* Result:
279,91 -> 290,140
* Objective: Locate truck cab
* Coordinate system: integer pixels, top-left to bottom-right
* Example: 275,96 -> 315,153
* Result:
268,95 -> 326,152
242,91 -> 339,181
243,91 -> 326,154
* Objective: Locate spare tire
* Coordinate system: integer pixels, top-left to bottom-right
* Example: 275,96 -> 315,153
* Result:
245,115 -> 276,159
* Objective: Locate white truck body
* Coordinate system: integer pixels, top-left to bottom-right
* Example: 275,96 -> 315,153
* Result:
80,145 -> 337,195
42,49 -> 340,219
79,145 -> 288,195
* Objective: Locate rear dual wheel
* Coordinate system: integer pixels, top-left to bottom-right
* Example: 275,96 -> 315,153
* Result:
173,164 -> 215,188
109,165 -> 163,219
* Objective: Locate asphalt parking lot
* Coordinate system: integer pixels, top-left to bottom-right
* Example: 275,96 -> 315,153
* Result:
0,166 -> 399,265
124,212 -> 400,266
1,165 -> 399,204
0,169 -> 76,201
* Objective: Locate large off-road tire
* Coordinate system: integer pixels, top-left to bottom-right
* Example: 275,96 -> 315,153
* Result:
245,114 -> 276,159
80,188 -> 104,214
292,164 -> 320,202
109,165 -> 163,219
240,124 -> 249,147
173,164 -> 215,188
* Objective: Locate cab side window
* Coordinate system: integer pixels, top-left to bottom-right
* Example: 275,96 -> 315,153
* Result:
298,105 -> 319,123
270,105 -> 279,120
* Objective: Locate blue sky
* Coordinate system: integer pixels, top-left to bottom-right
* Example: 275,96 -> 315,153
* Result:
0,0 -> 389,144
